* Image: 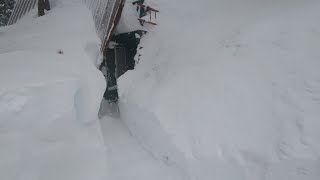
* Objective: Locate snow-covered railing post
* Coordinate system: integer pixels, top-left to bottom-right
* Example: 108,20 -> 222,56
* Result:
38,0 -> 50,17
38,0 -> 45,16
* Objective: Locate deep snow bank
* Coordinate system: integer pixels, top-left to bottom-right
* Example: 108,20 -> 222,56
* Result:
118,0 -> 320,180
0,1 -> 107,180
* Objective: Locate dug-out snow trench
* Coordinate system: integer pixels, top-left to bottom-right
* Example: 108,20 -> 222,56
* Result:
98,30 -> 147,104
96,36 -> 188,179
95,1 -> 195,179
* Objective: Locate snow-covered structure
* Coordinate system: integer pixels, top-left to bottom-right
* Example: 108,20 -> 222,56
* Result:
8,0 -> 124,49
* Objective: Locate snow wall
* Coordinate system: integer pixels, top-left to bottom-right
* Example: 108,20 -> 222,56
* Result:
118,0 -> 320,180
0,1 -> 107,180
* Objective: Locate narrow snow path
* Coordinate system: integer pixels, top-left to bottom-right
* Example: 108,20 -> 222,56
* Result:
100,114 -> 184,180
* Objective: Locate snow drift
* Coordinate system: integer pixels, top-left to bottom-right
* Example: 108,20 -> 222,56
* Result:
118,0 -> 320,180
0,1 -> 107,180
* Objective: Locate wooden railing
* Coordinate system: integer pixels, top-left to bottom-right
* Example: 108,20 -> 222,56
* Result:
7,0 -> 37,25
84,0 -> 125,53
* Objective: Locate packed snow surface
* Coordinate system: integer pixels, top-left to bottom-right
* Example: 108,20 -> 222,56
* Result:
0,1 -> 107,180
100,113 -> 185,180
118,0 -> 320,180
